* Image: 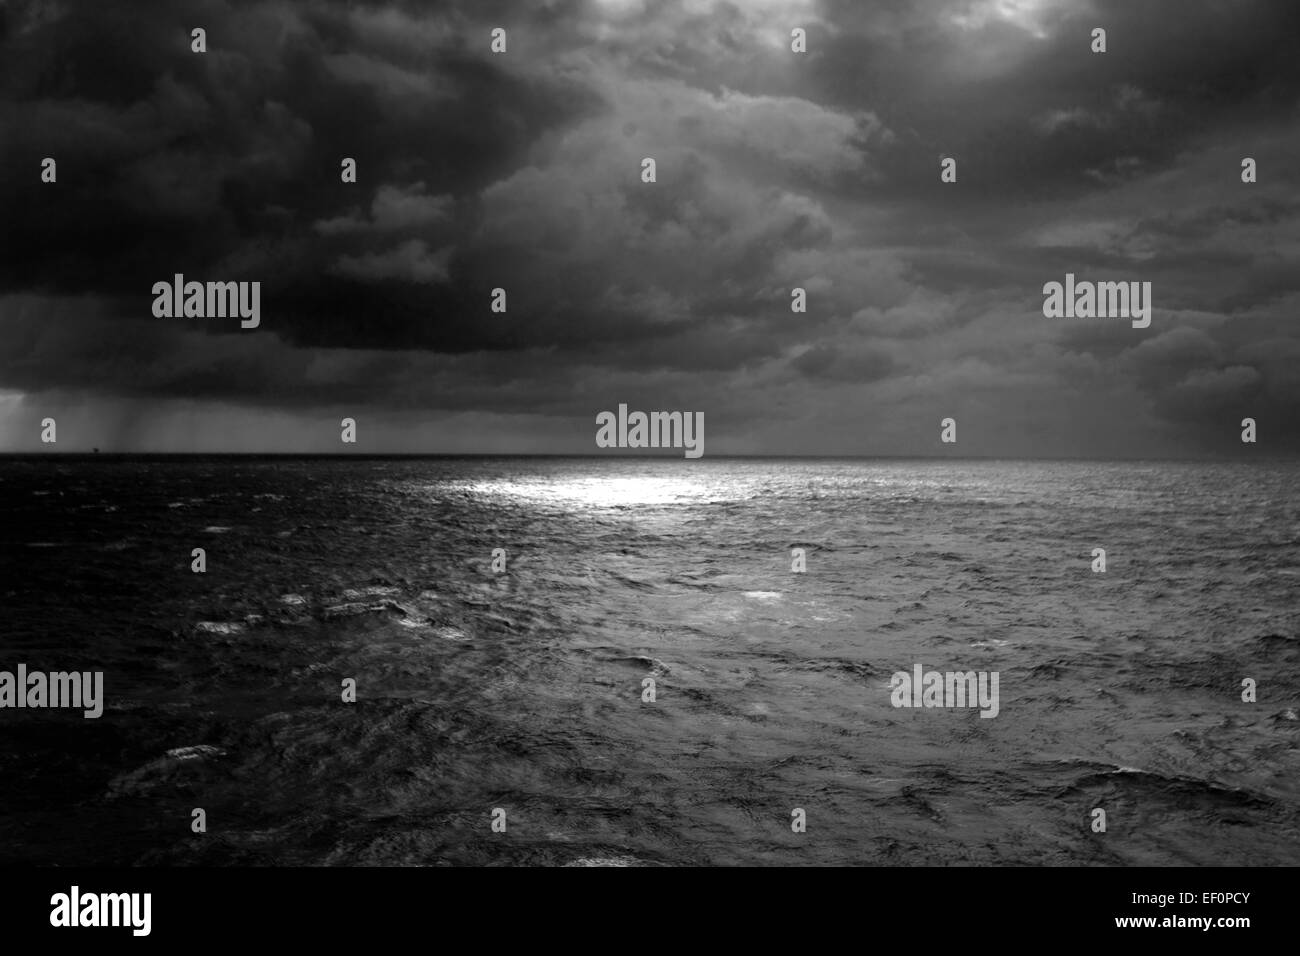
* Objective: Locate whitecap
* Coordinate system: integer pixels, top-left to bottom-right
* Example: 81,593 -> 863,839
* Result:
563,857 -> 640,867
166,745 -> 227,761
196,621 -> 245,635
324,600 -> 406,619
342,586 -> 402,600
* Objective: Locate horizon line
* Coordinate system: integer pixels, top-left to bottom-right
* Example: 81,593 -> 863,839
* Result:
0,452 -> 1291,463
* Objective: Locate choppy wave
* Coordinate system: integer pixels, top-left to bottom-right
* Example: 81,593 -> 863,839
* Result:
2,456 -> 1298,865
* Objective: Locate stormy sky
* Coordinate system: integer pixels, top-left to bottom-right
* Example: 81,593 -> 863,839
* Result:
2,0 -> 1298,455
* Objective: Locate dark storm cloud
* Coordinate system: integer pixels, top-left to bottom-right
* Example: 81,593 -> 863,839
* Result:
0,0 -> 599,296
1,0 -> 1298,454
811,0 -> 1300,201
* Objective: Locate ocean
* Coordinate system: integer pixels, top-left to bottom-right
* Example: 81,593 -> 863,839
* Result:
2,456 -> 1298,865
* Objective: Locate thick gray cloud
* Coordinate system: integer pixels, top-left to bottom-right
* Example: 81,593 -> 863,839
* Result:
0,0 -> 1297,454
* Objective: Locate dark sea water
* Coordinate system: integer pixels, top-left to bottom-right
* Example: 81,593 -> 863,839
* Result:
1,456 -> 1298,866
